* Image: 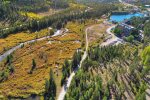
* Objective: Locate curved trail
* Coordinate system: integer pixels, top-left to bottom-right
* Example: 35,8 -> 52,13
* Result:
101,25 -> 124,46
57,23 -> 123,100
0,29 -> 68,62
58,26 -> 90,100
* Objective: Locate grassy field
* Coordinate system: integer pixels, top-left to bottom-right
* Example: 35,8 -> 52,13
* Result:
0,29 -> 49,55
19,3 -> 86,19
0,33 -> 81,98
37,9 -> 62,17
0,19 -> 97,98
37,3 -> 86,17
66,19 -> 100,48
19,12 -> 43,19
87,19 -> 111,47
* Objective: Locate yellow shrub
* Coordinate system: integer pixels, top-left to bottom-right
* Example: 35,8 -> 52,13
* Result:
19,11 -> 43,19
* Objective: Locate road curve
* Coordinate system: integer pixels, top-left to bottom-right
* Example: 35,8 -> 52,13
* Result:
101,25 -> 123,46
0,29 -> 68,62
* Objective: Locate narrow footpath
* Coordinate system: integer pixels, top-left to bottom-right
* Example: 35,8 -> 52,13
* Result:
57,26 -> 89,100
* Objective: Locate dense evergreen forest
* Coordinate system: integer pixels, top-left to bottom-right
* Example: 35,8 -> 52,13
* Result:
65,44 -> 149,100
0,0 -> 70,26
0,0 -> 70,11
64,16 -> 150,100
76,0 -> 118,3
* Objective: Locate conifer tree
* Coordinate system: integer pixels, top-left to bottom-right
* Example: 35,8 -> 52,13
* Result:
44,69 -> 56,100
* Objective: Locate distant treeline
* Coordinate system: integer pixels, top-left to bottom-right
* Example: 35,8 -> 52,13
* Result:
0,0 -> 70,28
111,11 -> 130,15
76,0 -> 118,3
0,4 -> 118,38
0,0 -> 70,11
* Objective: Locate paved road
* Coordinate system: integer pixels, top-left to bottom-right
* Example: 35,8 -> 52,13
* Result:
101,25 -> 124,46
0,29 -> 68,62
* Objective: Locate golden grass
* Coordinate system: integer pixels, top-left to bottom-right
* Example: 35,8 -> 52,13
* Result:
52,33 -> 81,41
88,22 -> 111,46
0,19 -> 98,98
19,3 -> 86,19
19,11 -> 43,19
35,3 -> 86,17
37,8 -> 62,17
69,3 -> 86,10
0,29 -> 49,55
66,20 -> 93,35
0,33 -> 81,98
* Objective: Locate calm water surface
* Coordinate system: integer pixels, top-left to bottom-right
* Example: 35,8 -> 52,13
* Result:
110,13 -> 144,22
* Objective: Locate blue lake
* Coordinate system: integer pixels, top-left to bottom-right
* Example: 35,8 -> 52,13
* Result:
110,13 -> 144,22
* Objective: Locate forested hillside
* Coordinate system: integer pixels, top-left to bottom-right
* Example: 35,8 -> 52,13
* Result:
64,15 -> 150,100
0,0 -> 71,28
0,0 -> 149,100
76,0 -> 118,3
0,3 -> 117,38
65,44 -> 149,100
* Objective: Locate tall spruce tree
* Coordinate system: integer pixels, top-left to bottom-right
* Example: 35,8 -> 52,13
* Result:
44,69 -> 56,100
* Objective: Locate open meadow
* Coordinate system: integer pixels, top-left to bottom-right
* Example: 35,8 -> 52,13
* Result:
0,19 -> 98,98
0,29 -> 49,55
0,32 -> 81,98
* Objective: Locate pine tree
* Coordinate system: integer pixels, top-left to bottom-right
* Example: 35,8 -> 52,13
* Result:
61,59 -> 70,86
6,54 -> 13,65
71,51 -> 82,71
29,59 -> 36,74
44,69 -> 56,100
64,59 -> 70,77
